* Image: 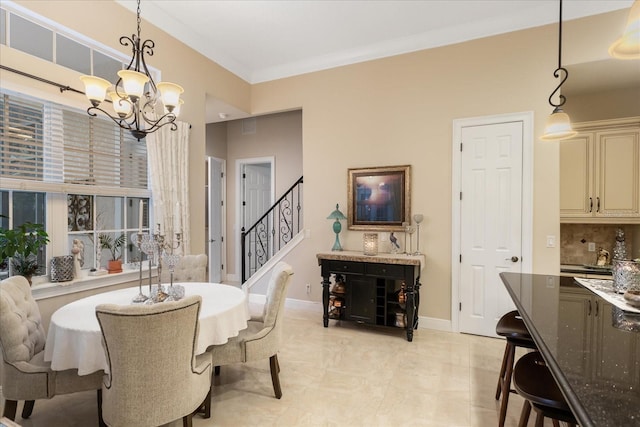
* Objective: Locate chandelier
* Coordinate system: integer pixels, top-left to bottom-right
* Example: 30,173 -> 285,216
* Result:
540,0 -> 577,141
80,0 -> 183,140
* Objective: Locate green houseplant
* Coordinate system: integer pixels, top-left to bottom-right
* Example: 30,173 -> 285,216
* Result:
99,233 -> 126,273
0,221 -> 50,284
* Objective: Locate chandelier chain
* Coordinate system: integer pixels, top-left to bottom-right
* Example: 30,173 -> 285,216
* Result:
548,0 -> 568,109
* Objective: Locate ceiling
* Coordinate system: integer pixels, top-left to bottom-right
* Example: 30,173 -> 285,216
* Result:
115,0 -> 636,122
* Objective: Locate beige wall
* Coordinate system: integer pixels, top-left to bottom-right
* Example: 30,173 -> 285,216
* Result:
206,122 -> 228,159
566,87 -> 640,123
223,111 -> 303,278
1,2 -> 630,323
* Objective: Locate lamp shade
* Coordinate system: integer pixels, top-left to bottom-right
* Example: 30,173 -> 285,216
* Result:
108,91 -> 133,118
540,107 -> 578,141
80,75 -> 111,106
157,82 -> 184,111
327,204 -> 347,220
117,70 -> 149,101
609,0 -> 640,60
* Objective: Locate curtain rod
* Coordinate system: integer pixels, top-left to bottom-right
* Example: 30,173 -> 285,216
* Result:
1,64 -> 192,129
0,64 -> 85,95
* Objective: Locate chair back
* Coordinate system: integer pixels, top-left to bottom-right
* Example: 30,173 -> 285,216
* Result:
0,275 -> 46,364
164,254 -> 208,283
262,262 -> 294,328
96,295 -> 208,427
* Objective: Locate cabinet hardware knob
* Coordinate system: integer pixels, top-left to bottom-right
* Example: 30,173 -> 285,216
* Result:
596,197 -> 600,213
589,197 -> 593,212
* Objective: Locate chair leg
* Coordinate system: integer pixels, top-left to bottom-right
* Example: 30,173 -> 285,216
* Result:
97,389 -> 106,427
534,411 -> 545,427
202,384 -> 212,419
496,342 -> 510,400
498,342 -> 515,427
21,400 -> 35,418
183,412 -> 193,427
2,400 -> 18,421
552,420 -> 561,427
269,354 -> 282,399
214,365 -> 221,376
518,400 -> 532,427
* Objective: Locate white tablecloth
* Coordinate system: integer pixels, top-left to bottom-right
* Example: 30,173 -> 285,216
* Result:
44,283 -> 249,375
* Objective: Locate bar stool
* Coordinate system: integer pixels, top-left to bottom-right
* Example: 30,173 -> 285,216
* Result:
495,310 -> 537,427
513,351 -> 578,427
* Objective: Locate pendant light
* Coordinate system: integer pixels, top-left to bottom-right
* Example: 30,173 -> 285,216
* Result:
609,0 -> 640,60
541,0 -> 578,141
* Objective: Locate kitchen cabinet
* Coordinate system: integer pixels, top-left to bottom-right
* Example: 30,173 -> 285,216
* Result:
560,117 -> 640,223
558,286 -> 640,388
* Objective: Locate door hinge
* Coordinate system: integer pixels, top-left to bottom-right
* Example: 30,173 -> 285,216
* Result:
459,302 -> 462,311
460,142 -> 463,151
221,200 -> 224,206
460,192 -> 462,200
242,173 -> 246,179
242,201 -> 246,206
459,254 -> 462,263
221,236 -> 224,242
221,264 -> 224,270
221,172 -> 224,178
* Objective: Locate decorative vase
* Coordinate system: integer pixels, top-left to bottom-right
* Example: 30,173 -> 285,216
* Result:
107,259 -> 123,274
612,259 -> 640,294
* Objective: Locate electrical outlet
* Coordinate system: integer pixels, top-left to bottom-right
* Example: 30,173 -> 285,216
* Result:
306,283 -> 311,294
588,242 -> 596,252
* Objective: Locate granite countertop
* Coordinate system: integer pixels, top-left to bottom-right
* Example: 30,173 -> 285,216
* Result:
316,251 -> 426,268
500,273 -> 639,427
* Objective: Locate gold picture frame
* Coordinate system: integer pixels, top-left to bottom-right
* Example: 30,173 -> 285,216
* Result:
347,165 -> 411,231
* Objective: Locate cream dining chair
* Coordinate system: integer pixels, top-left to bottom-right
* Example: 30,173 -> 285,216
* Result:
207,261 -> 294,399
0,275 -> 104,422
95,295 -> 212,427
161,253 -> 208,283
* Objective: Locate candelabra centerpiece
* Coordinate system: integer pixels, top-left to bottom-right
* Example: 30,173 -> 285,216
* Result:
131,224 -> 182,303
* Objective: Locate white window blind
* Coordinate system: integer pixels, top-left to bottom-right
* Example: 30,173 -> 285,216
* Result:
0,89 -> 148,191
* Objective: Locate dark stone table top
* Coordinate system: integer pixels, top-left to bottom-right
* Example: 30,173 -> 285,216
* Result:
500,273 -> 640,427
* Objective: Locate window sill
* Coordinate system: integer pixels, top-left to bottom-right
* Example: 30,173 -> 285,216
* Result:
32,266 -> 158,301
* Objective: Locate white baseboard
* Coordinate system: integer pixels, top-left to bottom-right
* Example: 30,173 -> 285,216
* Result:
250,293 -> 451,331
417,315 -> 452,332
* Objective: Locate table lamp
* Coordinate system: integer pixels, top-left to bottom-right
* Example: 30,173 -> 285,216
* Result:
327,203 -> 347,251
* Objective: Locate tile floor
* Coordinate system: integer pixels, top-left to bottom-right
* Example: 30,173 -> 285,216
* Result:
1,306 -> 560,426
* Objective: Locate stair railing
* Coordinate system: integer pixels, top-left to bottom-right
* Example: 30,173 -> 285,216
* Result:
241,176 -> 303,283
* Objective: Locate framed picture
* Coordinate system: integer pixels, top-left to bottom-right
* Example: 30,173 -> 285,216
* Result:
347,165 -> 411,231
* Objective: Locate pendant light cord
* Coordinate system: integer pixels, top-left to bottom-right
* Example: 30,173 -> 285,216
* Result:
548,0 -> 568,109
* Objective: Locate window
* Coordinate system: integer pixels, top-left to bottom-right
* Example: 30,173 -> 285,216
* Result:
0,190 -> 47,279
0,89 -> 150,284
68,195 -> 148,271
9,13 -> 53,62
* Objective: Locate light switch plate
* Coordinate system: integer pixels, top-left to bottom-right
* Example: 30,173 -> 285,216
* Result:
546,235 -> 556,248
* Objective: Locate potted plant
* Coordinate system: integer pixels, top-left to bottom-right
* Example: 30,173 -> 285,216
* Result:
0,221 -> 50,285
99,233 -> 126,274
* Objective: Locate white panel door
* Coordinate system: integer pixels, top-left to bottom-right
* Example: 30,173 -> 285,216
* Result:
208,157 -> 224,283
459,121 -> 522,337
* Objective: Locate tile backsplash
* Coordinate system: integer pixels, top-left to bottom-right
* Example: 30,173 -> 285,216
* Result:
560,224 -> 640,265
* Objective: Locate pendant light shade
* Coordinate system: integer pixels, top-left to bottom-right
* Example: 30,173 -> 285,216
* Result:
609,0 -> 640,60
540,107 -> 577,141
541,0 -> 577,141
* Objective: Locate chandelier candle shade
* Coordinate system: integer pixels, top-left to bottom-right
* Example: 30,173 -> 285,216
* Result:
327,204 -> 347,251
80,0 -> 184,140
540,0 -> 577,141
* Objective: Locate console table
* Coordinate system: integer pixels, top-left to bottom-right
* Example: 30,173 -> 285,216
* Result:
316,251 -> 425,341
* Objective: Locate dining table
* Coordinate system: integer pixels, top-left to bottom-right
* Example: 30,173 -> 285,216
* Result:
44,283 -> 249,376
499,272 -> 640,427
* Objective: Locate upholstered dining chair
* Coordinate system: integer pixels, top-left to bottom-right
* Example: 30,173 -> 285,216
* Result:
161,253 -> 208,283
207,261 -> 294,399
95,295 -> 212,427
0,275 -> 104,422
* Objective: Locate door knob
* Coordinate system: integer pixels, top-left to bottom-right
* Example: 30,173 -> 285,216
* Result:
506,256 -> 519,262
209,239 -> 216,242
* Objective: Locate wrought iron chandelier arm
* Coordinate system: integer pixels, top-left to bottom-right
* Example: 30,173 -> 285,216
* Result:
87,105 -> 136,131
548,67 -> 568,108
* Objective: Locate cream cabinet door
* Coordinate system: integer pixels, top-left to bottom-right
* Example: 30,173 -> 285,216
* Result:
560,132 -> 594,218
595,128 -> 640,217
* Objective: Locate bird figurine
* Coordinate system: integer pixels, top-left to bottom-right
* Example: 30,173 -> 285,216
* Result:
390,232 -> 400,253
